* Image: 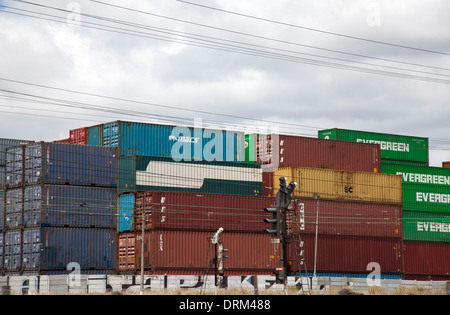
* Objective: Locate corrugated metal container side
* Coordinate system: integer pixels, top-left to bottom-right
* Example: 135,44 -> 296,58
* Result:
53,138 -> 70,144
5,187 -> 22,229
118,232 -> 136,272
318,128 -> 429,165
6,142 -> 118,188
0,138 -> 33,166
87,124 -> 103,146
403,211 -> 450,243
23,185 -> 117,228
118,194 -> 135,232
120,230 -> 278,274
6,185 -> 118,229
130,191 -> 276,232
86,120 -> 245,162
272,167 -> 402,205
443,161 -> 450,169
381,162 -> 450,213
0,189 -> 4,230
0,231 -> 3,270
5,146 -> 23,187
21,227 -> 117,272
289,198 -> 402,238
69,127 -> 87,145
288,234 -> 403,275
3,229 -> 21,271
403,241 -> 450,279
244,134 -> 256,164
253,134 -> 381,173
0,166 -> 5,188
118,156 -> 263,195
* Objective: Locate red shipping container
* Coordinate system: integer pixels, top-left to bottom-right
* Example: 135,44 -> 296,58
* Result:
255,134 -> 380,172
134,191 -> 276,233
443,161 -> 450,168
69,127 -> 87,145
287,199 -> 402,238
288,234 -> 403,276
119,230 -> 280,274
403,241 -> 450,279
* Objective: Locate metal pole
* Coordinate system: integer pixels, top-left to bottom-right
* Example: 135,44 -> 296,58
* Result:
140,211 -> 145,295
313,194 -> 320,278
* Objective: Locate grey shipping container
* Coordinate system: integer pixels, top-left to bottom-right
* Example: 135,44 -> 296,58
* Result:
0,138 -> 33,166
3,229 -> 21,271
0,231 -> 3,270
21,227 -> 117,272
6,142 -> 118,188
0,189 -> 4,230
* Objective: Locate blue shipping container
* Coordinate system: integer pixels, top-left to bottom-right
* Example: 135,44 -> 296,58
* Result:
21,227 -> 117,271
86,120 -> 245,162
24,185 -> 118,228
5,185 -> 118,228
118,156 -> 263,195
6,142 -> 118,187
118,194 -> 134,232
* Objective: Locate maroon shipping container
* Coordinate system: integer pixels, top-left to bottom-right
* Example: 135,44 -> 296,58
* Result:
53,138 -> 70,144
118,233 -> 136,272
288,199 -> 402,238
288,234 -> 403,276
69,127 -> 87,145
255,134 -> 381,172
403,241 -> 450,280
443,161 -> 450,169
119,230 -> 280,274
134,191 -> 276,233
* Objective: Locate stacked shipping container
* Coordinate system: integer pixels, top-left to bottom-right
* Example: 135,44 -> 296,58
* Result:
68,120 -> 275,275
318,128 -> 450,280
2,121 -> 448,280
381,162 -> 450,280
1,142 -> 118,275
245,133 -> 403,278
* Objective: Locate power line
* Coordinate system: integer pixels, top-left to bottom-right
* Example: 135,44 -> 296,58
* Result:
4,4 -> 450,87
177,0 -> 450,57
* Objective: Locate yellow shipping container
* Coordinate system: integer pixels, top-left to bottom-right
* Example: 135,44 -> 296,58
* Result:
273,167 -> 402,205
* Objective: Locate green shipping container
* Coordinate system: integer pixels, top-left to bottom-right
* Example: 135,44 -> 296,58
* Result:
118,156 -> 263,195
381,162 -> 450,213
318,128 -> 428,165
244,134 -> 256,164
403,211 -> 450,243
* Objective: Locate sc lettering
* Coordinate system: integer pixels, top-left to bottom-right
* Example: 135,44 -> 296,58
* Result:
344,186 -> 353,193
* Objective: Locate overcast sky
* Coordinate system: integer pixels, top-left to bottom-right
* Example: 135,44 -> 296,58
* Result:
1,0 -> 449,166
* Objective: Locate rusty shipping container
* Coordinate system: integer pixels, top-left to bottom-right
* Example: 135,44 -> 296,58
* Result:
443,161 -> 450,169
118,230 -> 279,274
251,134 -> 381,173
288,199 -> 402,238
288,234 -> 403,276
273,167 -> 402,205
120,191 -> 276,233
402,241 -> 450,280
